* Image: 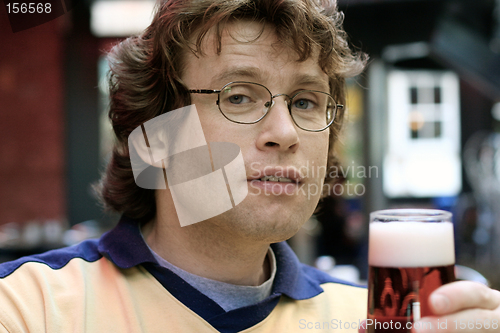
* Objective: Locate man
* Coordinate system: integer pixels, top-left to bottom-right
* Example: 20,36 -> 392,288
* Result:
0,0 -> 499,332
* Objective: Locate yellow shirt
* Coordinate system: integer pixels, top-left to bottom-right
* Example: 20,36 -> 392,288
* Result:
0,216 -> 367,332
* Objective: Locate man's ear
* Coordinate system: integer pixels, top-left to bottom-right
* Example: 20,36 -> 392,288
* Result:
128,104 -> 207,189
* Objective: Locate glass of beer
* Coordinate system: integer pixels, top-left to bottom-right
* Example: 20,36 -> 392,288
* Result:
367,209 -> 455,332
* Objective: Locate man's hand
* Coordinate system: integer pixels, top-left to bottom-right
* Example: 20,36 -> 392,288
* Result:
413,281 -> 500,333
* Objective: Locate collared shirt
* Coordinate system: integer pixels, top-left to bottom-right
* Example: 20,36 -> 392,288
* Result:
148,244 -> 277,312
0,216 -> 367,333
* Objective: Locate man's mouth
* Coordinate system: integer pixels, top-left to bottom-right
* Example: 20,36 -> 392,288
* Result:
258,176 -> 294,183
247,166 -> 303,184
246,167 -> 304,196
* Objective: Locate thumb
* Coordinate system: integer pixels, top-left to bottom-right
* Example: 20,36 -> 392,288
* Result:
359,319 -> 367,333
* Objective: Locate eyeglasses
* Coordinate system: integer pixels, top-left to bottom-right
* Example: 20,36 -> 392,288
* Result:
188,81 -> 342,132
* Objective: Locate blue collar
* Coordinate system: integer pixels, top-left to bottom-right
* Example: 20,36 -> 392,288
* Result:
98,215 -> 355,333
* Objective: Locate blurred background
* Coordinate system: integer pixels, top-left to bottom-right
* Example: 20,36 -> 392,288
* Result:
1,0 -> 499,288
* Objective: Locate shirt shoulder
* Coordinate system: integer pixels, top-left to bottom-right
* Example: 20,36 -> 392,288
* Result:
300,263 -> 367,321
242,268 -> 367,333
0,240 -> 106,331
0,238 -> 102,279
239,263 -> 367,333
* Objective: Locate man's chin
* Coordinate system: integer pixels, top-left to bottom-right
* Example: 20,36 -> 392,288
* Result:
235,223 -> 303,244
199,204 -> 307,243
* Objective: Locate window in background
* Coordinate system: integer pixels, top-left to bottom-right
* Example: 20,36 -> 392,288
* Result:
91,0 -> 156,38
384,70 -> 462,197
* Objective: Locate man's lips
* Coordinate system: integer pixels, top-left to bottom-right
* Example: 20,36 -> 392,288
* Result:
247,167 -> 303,184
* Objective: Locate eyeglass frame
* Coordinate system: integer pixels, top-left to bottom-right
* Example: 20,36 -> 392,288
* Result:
188,81 -> 343,132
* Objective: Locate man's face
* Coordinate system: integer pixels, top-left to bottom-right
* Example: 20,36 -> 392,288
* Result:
180,21 -> 330,242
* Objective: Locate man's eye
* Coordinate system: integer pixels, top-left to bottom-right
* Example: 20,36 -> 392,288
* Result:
293,99 -> 315,109
228,95 -> 250,104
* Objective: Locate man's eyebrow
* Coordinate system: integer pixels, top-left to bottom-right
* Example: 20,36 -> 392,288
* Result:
211,67 -> 263,86
293,74 -> 330,93
211,67 -> 330,92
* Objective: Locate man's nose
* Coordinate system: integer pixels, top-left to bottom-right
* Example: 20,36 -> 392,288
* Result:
255,95 -> 300,153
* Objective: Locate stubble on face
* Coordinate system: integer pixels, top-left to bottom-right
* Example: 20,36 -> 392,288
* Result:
171,21 -> 330,243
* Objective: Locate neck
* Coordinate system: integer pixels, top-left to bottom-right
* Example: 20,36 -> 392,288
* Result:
142,190 -> 271,286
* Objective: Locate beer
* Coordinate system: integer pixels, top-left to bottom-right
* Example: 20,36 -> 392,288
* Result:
367,215 -> 455,333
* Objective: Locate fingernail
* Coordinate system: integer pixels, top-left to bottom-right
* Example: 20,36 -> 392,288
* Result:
430,294 -> 449,313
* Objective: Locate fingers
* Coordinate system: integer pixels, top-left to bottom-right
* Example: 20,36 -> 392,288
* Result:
410,282 -> 500,333
429,281 -> 500,315
358,319 -> 367,333
412,308 -> 500,333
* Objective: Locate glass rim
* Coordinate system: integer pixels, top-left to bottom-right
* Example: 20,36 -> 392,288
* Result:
217,81 -> 337,132
370,208 -> 452,223
219,81 -> 335,98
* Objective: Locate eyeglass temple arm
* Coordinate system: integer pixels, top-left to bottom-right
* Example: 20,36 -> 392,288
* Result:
188,89 -> 221,94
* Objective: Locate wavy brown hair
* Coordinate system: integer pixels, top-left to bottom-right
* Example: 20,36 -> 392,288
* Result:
97,0 -> 366,221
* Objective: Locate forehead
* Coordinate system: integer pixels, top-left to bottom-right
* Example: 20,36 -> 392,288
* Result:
182,21 -> 329,91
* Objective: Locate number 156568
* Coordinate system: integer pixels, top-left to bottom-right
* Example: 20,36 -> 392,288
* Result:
6,3 -> 52,14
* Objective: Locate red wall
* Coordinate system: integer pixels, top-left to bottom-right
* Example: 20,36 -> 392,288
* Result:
0,6 -> 66,225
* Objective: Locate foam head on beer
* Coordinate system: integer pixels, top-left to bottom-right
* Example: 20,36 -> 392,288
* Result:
369,221 -> 455,268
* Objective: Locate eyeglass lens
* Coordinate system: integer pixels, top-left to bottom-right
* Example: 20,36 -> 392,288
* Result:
218,82 -> 336,131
